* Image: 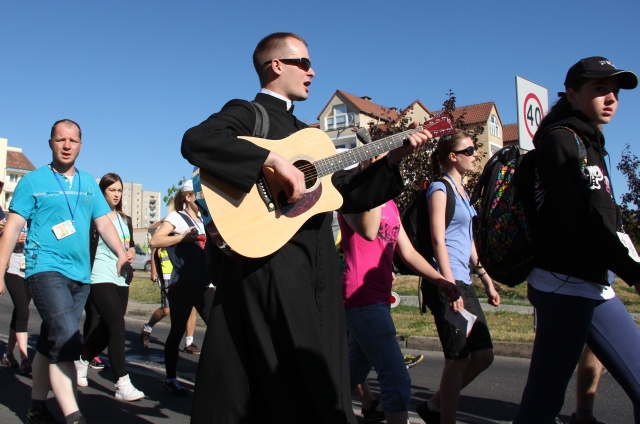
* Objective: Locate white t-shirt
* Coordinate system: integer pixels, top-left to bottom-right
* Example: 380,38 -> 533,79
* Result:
165,210 -> 204,236
528,268 -> 615,300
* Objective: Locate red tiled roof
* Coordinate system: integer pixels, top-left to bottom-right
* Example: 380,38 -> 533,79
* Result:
6,151 -> 36,171
503,123 -> 518,143
317,90 -> 400,122
434,101 -> 500,125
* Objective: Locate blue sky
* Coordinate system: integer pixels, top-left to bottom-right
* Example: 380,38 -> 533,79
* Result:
2,1 -> 639,218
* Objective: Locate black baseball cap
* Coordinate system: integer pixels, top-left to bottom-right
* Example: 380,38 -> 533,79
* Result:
564,56 -> 638,90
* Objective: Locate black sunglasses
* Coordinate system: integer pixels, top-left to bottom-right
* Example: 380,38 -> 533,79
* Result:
452,146 -> 476,156
264,57 -> 312,72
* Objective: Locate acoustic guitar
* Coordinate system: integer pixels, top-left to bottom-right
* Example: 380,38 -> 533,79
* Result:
193,114 -> 455,258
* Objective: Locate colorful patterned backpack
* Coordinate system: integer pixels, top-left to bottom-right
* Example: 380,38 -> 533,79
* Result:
470,126 -> 586,287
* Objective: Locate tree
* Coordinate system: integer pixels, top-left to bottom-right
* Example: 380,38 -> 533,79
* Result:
617,144 -> 640,244
163,176 -> 187,209
363,90 -> 485,210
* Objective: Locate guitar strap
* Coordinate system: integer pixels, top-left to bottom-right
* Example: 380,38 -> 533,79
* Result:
250,101 -> 270,138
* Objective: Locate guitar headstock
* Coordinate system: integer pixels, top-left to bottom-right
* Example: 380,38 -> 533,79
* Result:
422,114 -> 455,137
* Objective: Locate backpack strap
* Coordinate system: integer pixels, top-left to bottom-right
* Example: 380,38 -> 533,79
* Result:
173,211 -> 199,234
545,125 -> 588,173
249,101 -> 270,138
439,178 -> 456,229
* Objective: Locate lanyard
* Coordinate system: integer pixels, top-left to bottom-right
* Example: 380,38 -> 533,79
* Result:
51,164 -> 80,223
115,214 -> 130,250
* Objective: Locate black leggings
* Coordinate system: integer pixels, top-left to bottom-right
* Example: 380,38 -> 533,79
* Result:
5,272 -> 31,332
165,281 -> 214,379
81,283 -> 129,380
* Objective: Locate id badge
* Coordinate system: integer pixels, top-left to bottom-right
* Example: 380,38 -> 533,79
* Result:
52,220 -> 76,240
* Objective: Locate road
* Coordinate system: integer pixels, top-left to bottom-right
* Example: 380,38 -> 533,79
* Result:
0,290 -> 634,423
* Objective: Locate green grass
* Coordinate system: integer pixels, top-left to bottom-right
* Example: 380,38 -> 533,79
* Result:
391,305 -> 536,343
128,272 -> 639,342
128,275 -> 162,304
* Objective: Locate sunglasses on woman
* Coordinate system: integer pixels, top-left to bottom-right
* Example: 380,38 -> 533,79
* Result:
452,146 -> 476,156
263,57 -> 312,72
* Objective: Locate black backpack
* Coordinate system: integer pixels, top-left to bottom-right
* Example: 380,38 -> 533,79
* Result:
393,179 -> 455,275
470,126 -> 587,287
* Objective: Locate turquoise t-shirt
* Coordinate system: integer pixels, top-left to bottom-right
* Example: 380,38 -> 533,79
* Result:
10,165 -> 110,282
91,214 -> 129,286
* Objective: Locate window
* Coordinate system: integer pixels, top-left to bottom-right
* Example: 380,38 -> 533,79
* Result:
325,104 -> 355,131
490,115 -> 501,138
9,173 -> 18,183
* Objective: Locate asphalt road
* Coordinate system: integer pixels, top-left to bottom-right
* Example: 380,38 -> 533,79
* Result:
0,290 -> 634,423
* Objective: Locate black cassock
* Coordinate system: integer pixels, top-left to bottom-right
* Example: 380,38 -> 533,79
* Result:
182,93 -> 405,424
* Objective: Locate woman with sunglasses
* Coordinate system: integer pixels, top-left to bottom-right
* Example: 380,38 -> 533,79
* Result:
512,57 -> 640,424
416,129 -> 500,424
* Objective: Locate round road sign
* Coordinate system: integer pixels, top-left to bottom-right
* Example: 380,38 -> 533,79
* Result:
523,93 -> 544,139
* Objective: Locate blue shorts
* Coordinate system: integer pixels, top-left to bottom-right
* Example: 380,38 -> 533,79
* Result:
27,272 -> 90,363
346,303 -> 411,413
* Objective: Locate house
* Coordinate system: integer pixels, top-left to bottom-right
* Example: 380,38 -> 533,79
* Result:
316,90 -> 508,169
0,138 -> 36,210
316,90 -> 432,149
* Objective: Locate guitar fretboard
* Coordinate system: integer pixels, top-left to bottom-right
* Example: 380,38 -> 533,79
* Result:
314,120 -> 453,177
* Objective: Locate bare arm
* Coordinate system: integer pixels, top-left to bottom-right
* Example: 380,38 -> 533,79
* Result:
149,220 -> 198,248
93,214 -> 129,278
340,206 -> 382,241
395,224 -> 460,302
470,241 -> 500,306
0,213 -> 27,298
429,188 -> 464,311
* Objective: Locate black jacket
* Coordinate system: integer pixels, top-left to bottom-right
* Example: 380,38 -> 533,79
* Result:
181,93 -> 404,424
533,110 -> 640,286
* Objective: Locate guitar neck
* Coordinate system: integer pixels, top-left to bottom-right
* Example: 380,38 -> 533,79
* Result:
314,116 -> 453,177
314,129 -> 413,177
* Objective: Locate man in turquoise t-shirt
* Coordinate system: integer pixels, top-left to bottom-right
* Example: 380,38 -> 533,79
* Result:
0,119 -> 129,424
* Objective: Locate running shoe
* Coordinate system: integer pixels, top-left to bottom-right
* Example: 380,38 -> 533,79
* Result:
140,325 -> 151,349
183,343 -> 201,355
89,357 -> 105,370
163,379 -> 189,396
115,374 -> 145,402
404,353 -> 425,369
75,357 -> 89,387
2,352 -> 19,368
26,405 -> 59,424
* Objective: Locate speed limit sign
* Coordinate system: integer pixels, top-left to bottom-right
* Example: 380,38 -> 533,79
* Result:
516,76 -> 548,151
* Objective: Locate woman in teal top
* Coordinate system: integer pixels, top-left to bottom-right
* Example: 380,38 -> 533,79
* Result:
75,173 -> 145,402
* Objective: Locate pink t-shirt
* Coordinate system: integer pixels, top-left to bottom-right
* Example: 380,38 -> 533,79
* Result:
339,200 -> 400,309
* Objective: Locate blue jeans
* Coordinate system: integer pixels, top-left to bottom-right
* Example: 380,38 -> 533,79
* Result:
514,285 -> 640,424
27,272 -> 90,363
346,303 -> 411,413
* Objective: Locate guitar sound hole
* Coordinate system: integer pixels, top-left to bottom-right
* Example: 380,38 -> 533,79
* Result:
293,159 -> 317,189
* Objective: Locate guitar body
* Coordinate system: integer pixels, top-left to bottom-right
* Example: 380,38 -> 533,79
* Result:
198,128 -> 343,258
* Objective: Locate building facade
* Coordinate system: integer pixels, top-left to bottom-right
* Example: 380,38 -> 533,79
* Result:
0,137 -> 36,210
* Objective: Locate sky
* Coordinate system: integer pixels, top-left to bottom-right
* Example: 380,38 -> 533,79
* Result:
2,0 -> 639,218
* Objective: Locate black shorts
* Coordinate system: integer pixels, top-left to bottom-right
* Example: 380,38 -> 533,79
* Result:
422,280 -> 493,359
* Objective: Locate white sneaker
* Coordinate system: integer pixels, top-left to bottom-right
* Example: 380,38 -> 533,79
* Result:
115,374 -> 145,402
75,357 -> 89,387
